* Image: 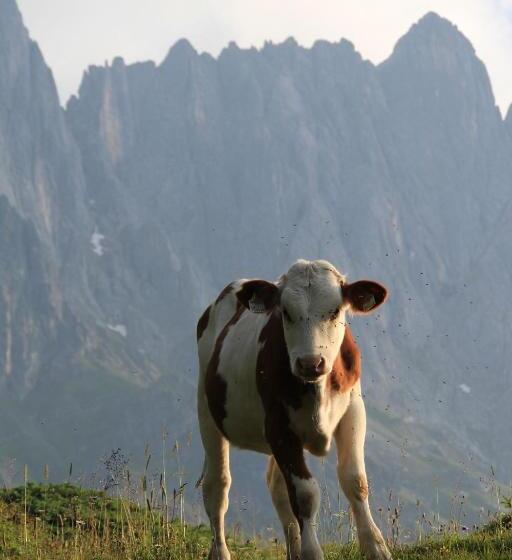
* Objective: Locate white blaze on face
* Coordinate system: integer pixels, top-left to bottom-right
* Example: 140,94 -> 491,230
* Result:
280,260 -> 347,377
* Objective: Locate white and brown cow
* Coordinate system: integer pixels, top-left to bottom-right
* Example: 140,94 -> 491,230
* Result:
196,259 -> 392,560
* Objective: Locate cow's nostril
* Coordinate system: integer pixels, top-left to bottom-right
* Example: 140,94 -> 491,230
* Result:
316,356 -> 325,373
296,354 -> 325,377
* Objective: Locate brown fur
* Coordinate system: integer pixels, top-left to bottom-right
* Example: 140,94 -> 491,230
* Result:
329,326 -> 362,392
205,303 -> 245,436
256,311 -> 313,411
237,280 -> 280,312
215,283 -> 234,305
256,311 -> 314,526
345,474 -> 369,502
196,305 -> 211,340
342,280 -> 388,314
355,474 -> 369,501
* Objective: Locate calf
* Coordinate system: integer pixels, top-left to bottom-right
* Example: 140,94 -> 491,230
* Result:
196,259 -> 392,560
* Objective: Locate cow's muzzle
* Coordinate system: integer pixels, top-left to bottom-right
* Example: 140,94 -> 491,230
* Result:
295,354 -> 328,381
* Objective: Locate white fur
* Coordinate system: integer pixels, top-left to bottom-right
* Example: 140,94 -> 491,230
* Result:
197,383 -> 232,560
280,260 -> 347,377
288,384 -> 351,456
335,392 -> 392,560
290,474 -> 323,560
267,457 -> 301,560
220,310 -> 270,452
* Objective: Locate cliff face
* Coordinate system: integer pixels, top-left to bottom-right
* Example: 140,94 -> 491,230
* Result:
0,0 -> 81,397
1,1 -> 511,527
0,0 -> 192,476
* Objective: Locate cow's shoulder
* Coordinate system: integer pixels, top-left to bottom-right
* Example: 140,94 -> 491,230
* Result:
214,281 -> 239,306
197,280 -> 247,341
329,326 -> 362,393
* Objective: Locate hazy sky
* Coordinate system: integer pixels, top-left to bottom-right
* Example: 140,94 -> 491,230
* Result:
16,0 -> 512,114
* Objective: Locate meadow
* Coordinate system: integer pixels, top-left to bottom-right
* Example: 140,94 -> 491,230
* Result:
0,478 -> 510,560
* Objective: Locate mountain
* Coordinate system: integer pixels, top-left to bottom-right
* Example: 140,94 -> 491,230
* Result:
506,104 -> 512,136
0,0 -> 194,481
0,1 -> 511,531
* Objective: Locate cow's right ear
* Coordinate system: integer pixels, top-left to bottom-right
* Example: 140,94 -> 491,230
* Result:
237,280 -> 280,313
342,280 -> 388,314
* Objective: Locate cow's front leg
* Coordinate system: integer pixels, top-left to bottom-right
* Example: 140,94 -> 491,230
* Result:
266,410 -> 323,560
267,456 -> 301,560
198,393 -> 232,560
335,390 -> 392,560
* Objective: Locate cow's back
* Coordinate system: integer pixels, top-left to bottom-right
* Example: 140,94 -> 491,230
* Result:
197,281 -> 271,452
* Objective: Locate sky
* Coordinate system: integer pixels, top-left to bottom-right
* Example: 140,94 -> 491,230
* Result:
16,0 -> 512,114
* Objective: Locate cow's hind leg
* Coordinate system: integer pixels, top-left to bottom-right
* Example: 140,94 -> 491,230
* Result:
335,392 -> 392,560
198,397 -> 231,560
267,456 -> 301,560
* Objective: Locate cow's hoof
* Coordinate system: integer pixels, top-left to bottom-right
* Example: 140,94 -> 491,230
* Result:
300,544 -> 324,560
361,538 -> 393,560
208,544 -> 231,560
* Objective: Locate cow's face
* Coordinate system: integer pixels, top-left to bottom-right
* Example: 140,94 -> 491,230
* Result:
237,260 -> 387,382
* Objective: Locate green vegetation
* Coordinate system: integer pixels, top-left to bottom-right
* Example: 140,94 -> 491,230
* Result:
0,483 -> 511,559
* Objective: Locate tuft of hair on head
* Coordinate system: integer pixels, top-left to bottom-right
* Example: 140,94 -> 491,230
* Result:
310,259 -> 347,285
286,259 -> 347,284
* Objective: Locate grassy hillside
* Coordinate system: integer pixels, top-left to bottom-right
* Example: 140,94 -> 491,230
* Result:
0,483 -> 511,559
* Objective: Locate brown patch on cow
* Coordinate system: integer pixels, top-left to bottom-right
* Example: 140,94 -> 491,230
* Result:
205,303 -> 245,436
265,400 -> 311,530
330,326 -> 361,393
264,395 -> 311,480
215,283 -> 234,305
342,280 -> 388,314
256,311 -> 314,529
257,311 -> 312,410
196,305 -> 211,340
237,280 -> 280,312
353,474 -> 369,502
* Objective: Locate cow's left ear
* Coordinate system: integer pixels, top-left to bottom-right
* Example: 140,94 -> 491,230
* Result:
342,280 -> 388,314
237,280 -> 280,313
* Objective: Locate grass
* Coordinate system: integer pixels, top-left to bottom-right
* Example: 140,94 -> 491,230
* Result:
0,483 -> 511,559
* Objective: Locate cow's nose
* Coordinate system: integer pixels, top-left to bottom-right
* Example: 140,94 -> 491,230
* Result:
296,355 -> 326,378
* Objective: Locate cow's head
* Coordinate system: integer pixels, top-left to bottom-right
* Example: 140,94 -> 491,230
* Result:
237,259 -> 387,382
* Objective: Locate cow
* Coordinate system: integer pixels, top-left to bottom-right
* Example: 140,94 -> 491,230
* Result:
196,259 -> 392,560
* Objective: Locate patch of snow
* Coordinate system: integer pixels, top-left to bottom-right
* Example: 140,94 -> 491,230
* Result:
459,383 -> 471,394
107,324 -> 127,337
91,228 -> 105,256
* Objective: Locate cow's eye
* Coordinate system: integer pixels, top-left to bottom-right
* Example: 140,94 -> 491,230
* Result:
283,308 -> 292,322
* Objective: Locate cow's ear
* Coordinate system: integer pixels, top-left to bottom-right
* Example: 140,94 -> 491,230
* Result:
342,280 -> 388,314
237,280 -> 280,313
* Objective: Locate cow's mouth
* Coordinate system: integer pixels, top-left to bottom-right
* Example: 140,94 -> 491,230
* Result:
299,372 -> 328,383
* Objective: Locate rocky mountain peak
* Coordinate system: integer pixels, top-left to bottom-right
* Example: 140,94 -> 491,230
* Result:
160,38 -> 197,70
381,10 -> 493,93
378,11 -> 499,151
0,0 -> 30,95
395,11 -> 475,56
505,104 -> 512,134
